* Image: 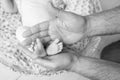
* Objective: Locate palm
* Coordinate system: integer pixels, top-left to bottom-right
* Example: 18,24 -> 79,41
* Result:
49,11 -> 86,44
18,38 -> 79,71
34,50 -> 78,71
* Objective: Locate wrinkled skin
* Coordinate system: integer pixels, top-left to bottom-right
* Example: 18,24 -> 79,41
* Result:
22,4 -> 87,45
18,39 -> 79,71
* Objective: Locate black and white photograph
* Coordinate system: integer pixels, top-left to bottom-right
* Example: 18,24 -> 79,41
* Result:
0,0 -> 120,80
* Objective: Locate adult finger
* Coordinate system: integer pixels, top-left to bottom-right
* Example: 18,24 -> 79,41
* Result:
22,31 -> 50,46
40,36 -> 51,43
22,36 -> 51,46
23,21 -> 49,38
27,30 -> 49,42
17,43 -> 37,59
33,58 -> 55,70
30,30 -> 49,39
22,38 -> 32,46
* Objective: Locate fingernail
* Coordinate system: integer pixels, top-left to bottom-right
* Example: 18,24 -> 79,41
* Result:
22,31 -> 30,38
22,39 -> 32,46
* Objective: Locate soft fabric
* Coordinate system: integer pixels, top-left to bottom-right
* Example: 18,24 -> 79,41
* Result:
0,0 -> 102,80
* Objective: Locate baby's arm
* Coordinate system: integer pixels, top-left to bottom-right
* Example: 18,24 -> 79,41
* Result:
1,0 -> 18,13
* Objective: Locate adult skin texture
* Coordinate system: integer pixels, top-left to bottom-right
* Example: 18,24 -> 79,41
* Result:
3,0 -> 120,80
18,0 -> 120,80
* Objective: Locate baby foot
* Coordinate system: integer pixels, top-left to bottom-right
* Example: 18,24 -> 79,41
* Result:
47,39 -> 63,55
33,38 -> 47,58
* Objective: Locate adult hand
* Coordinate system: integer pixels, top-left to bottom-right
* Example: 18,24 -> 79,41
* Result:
34,51 -> 79,71
17,38 -> 100,72
22,3 -> 88,46
18,40 -> 79,71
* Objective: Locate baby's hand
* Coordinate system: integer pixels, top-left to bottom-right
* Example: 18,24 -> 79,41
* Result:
46,39 -> 63,55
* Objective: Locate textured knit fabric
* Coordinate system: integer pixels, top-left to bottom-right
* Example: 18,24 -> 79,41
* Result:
0,0 -> 102,77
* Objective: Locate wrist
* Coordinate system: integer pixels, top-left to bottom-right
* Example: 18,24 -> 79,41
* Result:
70,56 -> 93,73
84,15 -> 93,38
70,56 -> 85,73
85,13 -> 107,37
70,55 -> 80,72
